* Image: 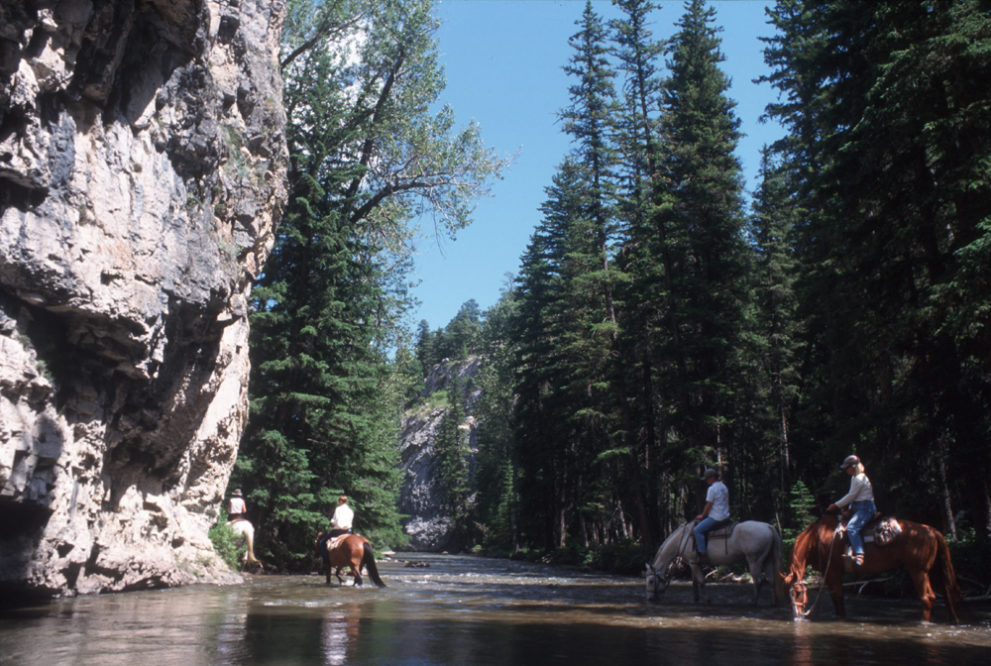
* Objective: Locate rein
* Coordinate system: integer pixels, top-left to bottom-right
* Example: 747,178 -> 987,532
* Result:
796,523 -> 840,618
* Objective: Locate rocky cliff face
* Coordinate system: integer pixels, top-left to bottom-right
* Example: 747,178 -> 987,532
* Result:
399,357 -> 481,551
0,0 -> 286,597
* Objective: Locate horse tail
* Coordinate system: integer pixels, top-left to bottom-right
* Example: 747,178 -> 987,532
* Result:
932,529 -> 961,623
362,542 -> 386,588
771,526 -> 786,605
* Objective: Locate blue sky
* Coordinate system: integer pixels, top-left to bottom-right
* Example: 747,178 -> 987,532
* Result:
412,0 -> 783,331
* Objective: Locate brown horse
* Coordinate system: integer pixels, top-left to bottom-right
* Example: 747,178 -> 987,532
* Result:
782,513 -> 960,622
315,532 -> 386,588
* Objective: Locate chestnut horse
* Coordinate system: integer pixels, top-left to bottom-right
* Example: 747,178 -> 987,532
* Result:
314,532 -> 386,588
782,513 -> 960,622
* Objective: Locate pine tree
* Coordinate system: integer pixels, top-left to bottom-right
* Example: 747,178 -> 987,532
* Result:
743,147 -> 803,511
649,0 -> 750,514
763,0 -> 991,536
434,374 -> 473,550
611,0 -> 667,547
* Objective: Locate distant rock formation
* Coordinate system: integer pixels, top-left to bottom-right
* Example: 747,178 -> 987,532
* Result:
0,0 -> 286,597
399,356 -> 481,551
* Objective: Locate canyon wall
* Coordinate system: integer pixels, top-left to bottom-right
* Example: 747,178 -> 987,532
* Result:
0,0 -> 286,597
400,357 -> 481,551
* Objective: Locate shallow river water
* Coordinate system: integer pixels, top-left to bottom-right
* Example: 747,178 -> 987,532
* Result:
1,553 -> 988,665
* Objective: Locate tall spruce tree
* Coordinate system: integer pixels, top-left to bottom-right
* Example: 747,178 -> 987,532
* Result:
557,1 -> 629,547
237,0 -> 502,564
763,0 -> 991,536
650,0 -> 750,516
611,0 -> 667,546
743,147 -> 803,511
512,161 -> 584,548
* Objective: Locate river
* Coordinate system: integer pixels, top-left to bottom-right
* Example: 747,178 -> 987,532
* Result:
1,553 -> 988,665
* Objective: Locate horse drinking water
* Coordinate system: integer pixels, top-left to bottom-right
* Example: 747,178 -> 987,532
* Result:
645,521 -> 784,605
314,532 -> 386,588
782,512 -> 961,622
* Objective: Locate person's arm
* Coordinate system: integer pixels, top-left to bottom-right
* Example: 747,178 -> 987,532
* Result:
828,476 -> 864,512
695,501 -> 712,523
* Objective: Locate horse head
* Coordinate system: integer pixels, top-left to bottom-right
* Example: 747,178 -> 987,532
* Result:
782,571 -> 808,620
644,563 -> 670,601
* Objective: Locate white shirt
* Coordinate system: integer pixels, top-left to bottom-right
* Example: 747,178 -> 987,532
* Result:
228,497 -> 246,515
836,472 -> 874,508
706,481 -> 730,521
331,503 -> 354,530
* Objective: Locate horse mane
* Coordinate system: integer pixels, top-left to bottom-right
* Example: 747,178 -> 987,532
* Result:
786,514 -> 838,581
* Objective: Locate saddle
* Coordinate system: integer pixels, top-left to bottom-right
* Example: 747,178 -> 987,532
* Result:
700,520 -> 735,556
836,513 -> 902,570
314,531 -> 349,556
837,512 -> 902,547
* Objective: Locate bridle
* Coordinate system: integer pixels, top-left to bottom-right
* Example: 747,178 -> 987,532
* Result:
646,523 -> 695,600
645,564 -> 670,599
790,523 -> 841,619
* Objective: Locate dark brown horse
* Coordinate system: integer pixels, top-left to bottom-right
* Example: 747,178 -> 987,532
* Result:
782,513 -> 960,622
315,532 -> 386,587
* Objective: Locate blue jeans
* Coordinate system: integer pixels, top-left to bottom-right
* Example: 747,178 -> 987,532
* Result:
694,517 -> 720,554
846,500 -> 876,555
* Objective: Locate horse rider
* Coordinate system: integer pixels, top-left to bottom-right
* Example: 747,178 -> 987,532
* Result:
228,488 -> 247,522
318,495 -> 355,569
693,468 -> 730,568
827,454 -> 876,567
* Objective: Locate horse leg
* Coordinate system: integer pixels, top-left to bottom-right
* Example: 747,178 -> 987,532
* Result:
351,559 -> 363,587
689,564 -> 703,603
335,567 -> 346,585
826,572 -> 846,618
244,529 -> 259,566
751,566 -> 764,606
909,570 -> 936,622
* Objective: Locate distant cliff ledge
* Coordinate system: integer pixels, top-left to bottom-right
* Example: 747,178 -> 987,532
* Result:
0,0 -> 287,598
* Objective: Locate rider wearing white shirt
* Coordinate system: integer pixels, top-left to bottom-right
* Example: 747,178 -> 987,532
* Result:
228,488 -> 247,521
827,454 -> 876,566
693,468 -> 729,566
318,495 -> 355,570
330,495 -> 354,535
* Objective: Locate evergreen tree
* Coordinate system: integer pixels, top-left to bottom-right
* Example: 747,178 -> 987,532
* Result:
763,0 -> 991,536
649,0 -> 750,516
741,147 -> 803,513
472,289 -> 521,552
512,161 -> 583,548
434,374 -> 473,550
611,0 -> 667,547
236,0 -> 502,563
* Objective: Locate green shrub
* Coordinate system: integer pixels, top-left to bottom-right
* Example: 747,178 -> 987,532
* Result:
209,508 -> 246,570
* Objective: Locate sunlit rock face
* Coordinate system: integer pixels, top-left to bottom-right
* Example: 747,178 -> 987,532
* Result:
400,357 -> 481,551
0,0 -> 286,598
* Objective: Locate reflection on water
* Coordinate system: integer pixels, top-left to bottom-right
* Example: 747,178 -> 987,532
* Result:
1,553 -> 988,665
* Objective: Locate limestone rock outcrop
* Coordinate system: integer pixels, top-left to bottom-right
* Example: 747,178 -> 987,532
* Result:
0,0 -> 286,597
399,357 -> 481,551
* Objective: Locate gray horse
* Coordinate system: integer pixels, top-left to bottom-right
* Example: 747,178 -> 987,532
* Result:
644,521 -> 784,605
